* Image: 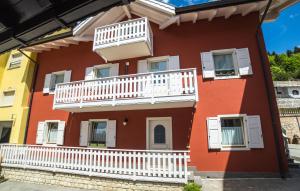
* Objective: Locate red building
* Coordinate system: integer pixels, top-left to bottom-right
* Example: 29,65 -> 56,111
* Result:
23,0 -> 287,179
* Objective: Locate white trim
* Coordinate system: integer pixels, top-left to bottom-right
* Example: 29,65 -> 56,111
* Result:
211,49 -> 240,80
216,114 -> 249,151
146,117 -> 173,150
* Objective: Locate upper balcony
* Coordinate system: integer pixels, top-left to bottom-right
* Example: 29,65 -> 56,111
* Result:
53,68 -> 198,112
93,17 -> 153,61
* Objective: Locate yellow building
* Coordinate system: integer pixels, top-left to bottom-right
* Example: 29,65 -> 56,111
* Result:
0,50 -> 36,144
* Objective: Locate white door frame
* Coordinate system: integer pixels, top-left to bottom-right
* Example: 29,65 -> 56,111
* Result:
146,117 -> 173,150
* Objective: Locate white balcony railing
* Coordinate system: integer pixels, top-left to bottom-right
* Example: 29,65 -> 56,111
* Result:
53,69 -> 198,111
93,17 -> 153,61
0,144 -> 190,183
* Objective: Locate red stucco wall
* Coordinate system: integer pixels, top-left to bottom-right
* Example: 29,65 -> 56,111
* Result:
26,12 -> 286,173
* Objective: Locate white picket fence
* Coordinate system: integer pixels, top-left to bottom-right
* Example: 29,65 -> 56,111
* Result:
53,68 -> 198,108
0,144 -> 190,183
93,17 -> 152,50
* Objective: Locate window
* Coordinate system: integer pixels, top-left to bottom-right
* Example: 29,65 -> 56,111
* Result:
9,53 -> 22,69
154,125 -> 166,144
95,67 -> 110,78
47,122 -> 58,144
292,90 -> 299,96
220,117 -> 245,147
90,121 -> 107,147
0,90 -> 15,107
213,52 -> 237,77
149,60 -> 168,72
50,73 -> 65,91
275,88 -> 282,95
0,122 -> 12,143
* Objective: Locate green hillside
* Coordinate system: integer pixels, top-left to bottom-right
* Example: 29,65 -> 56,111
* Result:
269,47 -> 300,81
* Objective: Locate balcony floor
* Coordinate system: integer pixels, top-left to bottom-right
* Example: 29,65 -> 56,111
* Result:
54,95 -> 196,112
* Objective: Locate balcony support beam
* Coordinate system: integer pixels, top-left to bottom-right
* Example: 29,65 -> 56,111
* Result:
159,16 -> 179,30
122,5 -> 132,19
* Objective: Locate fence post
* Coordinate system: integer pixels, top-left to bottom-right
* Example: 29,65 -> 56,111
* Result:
193,69 -> 199,102
80,81 -> 84,108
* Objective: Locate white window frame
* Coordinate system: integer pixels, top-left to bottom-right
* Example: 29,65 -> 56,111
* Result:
217,114 -> 250,151
146,117 -> 173,150
8,52 -> 22,69
44,120 -> 60,146
93,65 -> 112,79
0,90 -> 16,107
88,119 -> 109,148
49,71 -> 65,94
212,49 -> 240,80
147,56 -> 170,72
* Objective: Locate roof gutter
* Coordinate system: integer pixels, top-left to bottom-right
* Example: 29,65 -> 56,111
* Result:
255,0 -> 287,178
175,0 -> 265,15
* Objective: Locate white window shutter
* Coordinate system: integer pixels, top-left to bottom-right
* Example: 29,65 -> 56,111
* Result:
64,70 -> 72,83
43,74 -> 52,93
200,52 -> 215,78
106,120 -> 116,148
85,67 -> 94,80
80,121 -> 89,146
207,117 -> 221,149
137,59 -> 148,73
56,121 -> 66,145
110,63 -> 119,77
168,56 -> 180,70
36,121 -> 45,144
236,48 -> 253,76
247,115 -> 264,148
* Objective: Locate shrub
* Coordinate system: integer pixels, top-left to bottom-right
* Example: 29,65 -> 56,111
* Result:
183,182 -> 202,191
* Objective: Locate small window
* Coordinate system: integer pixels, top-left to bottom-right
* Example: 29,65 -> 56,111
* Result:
95,67 -> 110,78
220,117 -> 245,147
213,52 -> 237,77
292,90 -> 299,96
0,122 -> 12,143
9,53 -> 22,69
90,121 -> 107,147
47,122 -> 58,144
149,60 -> 168,72
154,125 -> 166,144
50,73 -> 64,91
276,88 -> 282,95
0,90 -> 15,107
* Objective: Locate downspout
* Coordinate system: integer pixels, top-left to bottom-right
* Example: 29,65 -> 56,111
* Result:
17,49 -> 39,144
255,0 -> 287,178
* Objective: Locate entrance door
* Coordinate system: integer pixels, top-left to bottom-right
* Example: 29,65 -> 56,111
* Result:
0,121 -> 12,143
148,117 -> 172,150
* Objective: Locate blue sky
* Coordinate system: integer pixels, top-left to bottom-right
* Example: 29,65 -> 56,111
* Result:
158,0 -> 300,54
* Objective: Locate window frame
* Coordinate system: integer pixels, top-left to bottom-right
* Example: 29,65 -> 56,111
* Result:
0,90 -> 16,107
211,49 -> 240,80
49,71 -> 65,94
217,114 -> 250,151
8,52 -> 22,69
44,120 -> 60,145
147,56 -> 170,73
93,64 -> 114,79
88,119 -> 109,148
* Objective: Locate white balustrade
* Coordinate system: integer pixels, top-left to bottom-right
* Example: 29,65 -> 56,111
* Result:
0,144 -> 190,183
53,68 -> 198,109
93,17 -> 152,50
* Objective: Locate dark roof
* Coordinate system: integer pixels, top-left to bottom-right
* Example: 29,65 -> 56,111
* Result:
175,0 -> 265,15
0,0 -> 133,53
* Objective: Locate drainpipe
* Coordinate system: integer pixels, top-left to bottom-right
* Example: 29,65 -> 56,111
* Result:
255,0 -> 286,178
17,49 -> 39,144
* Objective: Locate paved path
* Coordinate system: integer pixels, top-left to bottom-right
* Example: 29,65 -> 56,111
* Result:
0,180 -> 94,191
1,177 -> 300,191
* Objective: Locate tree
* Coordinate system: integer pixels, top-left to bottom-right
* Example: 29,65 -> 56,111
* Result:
294,46 -> 300,54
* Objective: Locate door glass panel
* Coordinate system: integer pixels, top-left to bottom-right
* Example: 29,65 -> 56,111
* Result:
154,124 -> 166,144
149,61 -> 167,72
0,127 -> 11,143
96,68 -> 110,78
90,121 -> 107,146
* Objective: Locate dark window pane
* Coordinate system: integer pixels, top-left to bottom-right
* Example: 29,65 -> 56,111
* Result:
154,125 -> 166,144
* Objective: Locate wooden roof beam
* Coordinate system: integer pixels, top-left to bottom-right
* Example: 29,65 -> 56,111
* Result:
193,12 -> 198,23
208,10 -> 217,21
225,6 -> 237,19
159,16 -> 179,30
242,3 -> 258,16
122,5 -> 132,19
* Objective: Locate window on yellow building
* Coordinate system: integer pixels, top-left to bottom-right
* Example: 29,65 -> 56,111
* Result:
8,53 -> 22,69
0,90 -> 15,107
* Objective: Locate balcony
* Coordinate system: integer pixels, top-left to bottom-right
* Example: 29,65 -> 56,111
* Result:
53,69 -> 198,112
93,17 -> 153,61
